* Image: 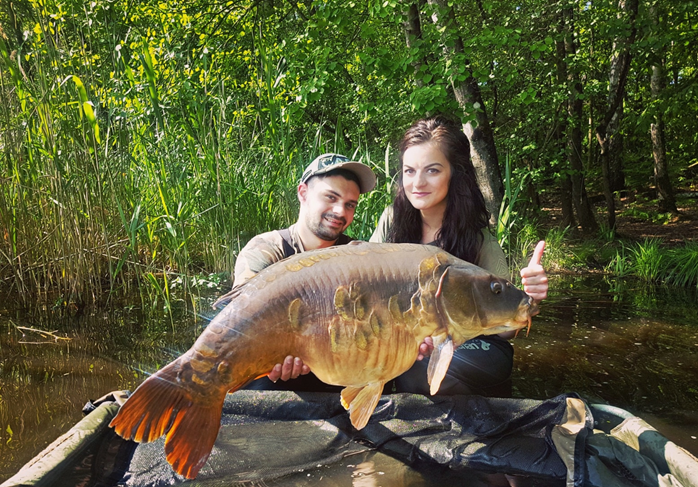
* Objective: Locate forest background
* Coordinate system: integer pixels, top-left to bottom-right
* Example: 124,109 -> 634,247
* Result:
1,0 -> 697,308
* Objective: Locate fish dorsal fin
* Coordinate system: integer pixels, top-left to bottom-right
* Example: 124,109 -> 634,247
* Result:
211,286 -> 243,310
427,333 -> 454,395
341,382 -> 383,430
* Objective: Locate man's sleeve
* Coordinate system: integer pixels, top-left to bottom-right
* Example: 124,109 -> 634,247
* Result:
232,235 -> 285,288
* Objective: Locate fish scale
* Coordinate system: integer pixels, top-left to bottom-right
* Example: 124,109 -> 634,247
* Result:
110,242 -> 538,479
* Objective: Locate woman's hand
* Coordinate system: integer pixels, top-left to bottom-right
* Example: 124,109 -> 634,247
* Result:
520,240 -> 548,302
268,356 -> 311,382
417,336 -> 434,361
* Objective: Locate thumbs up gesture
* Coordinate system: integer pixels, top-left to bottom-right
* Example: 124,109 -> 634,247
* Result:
520,240 -> 548,302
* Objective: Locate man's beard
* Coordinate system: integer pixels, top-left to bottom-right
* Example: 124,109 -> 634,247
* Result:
307,211 -> 347,241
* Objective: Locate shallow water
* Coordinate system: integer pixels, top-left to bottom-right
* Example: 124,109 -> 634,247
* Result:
1,274 -> 697,483
512,274 -> 698,453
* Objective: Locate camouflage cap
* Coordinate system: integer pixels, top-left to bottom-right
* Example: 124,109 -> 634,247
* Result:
300,153 -> 376,194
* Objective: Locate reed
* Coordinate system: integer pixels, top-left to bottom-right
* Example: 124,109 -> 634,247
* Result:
0,5 -> 390,305
497,154 -> 528,256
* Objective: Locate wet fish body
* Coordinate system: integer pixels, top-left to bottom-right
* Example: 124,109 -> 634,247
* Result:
110,242 -> 538,478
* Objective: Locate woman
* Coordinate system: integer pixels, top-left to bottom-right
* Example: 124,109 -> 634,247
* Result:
371,115 -> 548,397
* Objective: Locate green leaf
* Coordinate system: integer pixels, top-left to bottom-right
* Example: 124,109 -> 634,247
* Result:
72,76 -> 88,104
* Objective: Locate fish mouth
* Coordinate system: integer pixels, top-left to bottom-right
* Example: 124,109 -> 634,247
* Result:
514,299 -> 539,337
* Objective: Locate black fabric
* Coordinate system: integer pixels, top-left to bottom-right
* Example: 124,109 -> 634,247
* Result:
16,391 -> 697,487
386,335 -> 514,397
335,232 -> 352,246
277,227 -> 296,259
118,392 -> 577,487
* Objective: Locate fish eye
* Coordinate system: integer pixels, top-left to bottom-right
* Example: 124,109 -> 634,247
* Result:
491,282 -> 503,294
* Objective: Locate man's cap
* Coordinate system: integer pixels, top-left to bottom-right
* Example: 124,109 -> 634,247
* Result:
300,153 -> 376,194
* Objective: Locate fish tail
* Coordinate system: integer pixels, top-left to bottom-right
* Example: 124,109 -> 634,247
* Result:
110,359 -> 227,479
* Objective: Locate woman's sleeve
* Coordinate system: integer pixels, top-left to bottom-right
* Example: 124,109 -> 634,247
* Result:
369,206 -> 393,243
476,231 -> 510,279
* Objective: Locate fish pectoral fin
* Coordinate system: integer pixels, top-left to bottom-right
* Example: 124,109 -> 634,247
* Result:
343,382 -> 384,430
427,334 -> 454,395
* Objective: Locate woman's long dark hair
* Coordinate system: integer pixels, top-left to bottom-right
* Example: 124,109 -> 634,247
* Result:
387,115 -> 490,263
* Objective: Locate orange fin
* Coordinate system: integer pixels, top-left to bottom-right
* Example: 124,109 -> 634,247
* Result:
110,359 -> 227,479
427,334 -> 454,395
164,397 -> 225,479
340,386 -> 362,410
343,382 -> 383,430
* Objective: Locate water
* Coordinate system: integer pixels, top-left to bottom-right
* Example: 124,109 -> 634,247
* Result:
1,275 -> 697,484
512,274 -> 698,452
0,297 -> 210,482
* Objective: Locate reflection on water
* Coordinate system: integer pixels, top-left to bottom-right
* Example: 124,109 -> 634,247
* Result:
512,274 -> 698,455
1,275 -> 697,484
0,297 -> 207,482
246,451 -> 553,487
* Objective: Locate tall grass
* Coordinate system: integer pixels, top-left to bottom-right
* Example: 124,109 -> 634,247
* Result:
604,243 -> 633,278
629,238 -> 664,282
602,240 -> 698,287
497,154 -> 528,255
0,3 -> 390,306
665,242 -> 698,288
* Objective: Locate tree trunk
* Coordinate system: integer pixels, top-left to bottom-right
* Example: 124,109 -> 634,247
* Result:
595,0 -> 639,230
607,17 -> 628,194
402,3 -> 424,88
649,1 -> 677,213
555,16 -> 575,228
563,7 -> 598,233
607,103 -> 625,193
426,0 -> 503,225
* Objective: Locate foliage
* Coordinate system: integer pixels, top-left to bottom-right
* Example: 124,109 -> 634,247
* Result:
604,243 -> 633,278
1,0 -> 697,301
497,155 -> 528,253
665,242 -> 698,288
618,203 -> 675,225
539,226 -> 578,272
630,239 -> 664,282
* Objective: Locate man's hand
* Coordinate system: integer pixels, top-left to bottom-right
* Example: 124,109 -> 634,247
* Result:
520,240 -> 548,302
268,355 -> 311,382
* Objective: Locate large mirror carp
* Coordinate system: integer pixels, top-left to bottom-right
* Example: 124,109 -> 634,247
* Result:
110,242 -> 539,478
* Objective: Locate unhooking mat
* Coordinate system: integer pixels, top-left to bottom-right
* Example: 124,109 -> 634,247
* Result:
3,390 -> 698,487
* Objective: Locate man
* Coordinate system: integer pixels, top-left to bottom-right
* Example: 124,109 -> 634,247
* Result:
228,153 -> 376,389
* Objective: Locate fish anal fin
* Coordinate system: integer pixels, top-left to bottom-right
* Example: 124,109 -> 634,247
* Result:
347,382 -> 383,430
427,334 -> 454,395
340,386 -> 362,410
